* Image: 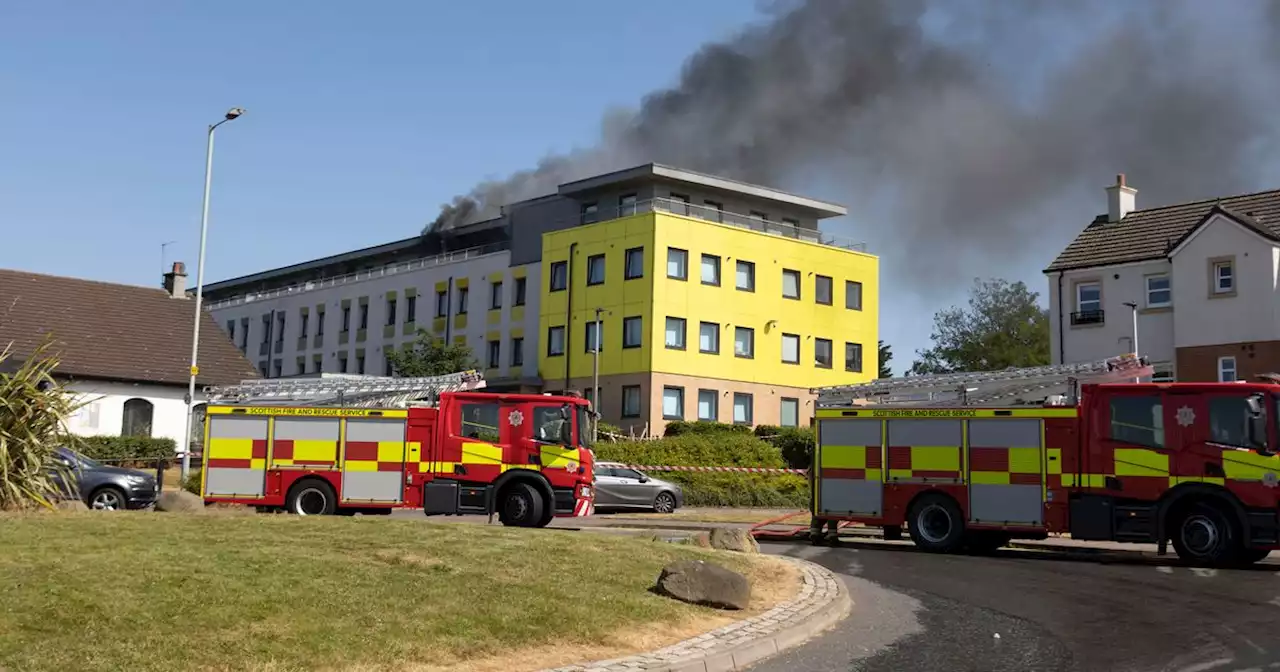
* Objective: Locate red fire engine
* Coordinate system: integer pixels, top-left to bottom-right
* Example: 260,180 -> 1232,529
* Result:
809,354 -> 1280,566
199,371 -> 596,527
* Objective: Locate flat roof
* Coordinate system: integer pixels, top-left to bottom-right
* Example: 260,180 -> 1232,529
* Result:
557,163 -> 848,218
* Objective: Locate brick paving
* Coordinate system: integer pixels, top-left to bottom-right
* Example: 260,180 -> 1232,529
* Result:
542,556 -> 844,672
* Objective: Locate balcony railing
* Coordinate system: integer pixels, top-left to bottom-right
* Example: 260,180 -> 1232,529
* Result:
1070,309 -> 1105,326
206,242 -> 509,310
581,197 -> 868,252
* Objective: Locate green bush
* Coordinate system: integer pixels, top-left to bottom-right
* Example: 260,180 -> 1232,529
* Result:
183,472 -> 203,496
594,433 -> 809,508
77,436 -> 176,462
754,425 -> 816,469
662,420 -> 752,438
595,421 -> 624,442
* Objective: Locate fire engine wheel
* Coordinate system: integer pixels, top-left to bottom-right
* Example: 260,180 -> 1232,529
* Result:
1170,501 -> 1241,566
907,494 -> 966,553
499,482 -> 545,528
287,480 -> 337,516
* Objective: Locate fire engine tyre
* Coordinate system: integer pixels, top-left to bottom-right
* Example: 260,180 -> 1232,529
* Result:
1170,501 -> 1242,566
907,494 -> 966,553
287,480 -> 337,516
499,482 -> 545,528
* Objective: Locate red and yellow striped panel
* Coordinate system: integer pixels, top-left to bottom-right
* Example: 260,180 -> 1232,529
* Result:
272,439 -> 338,467
887,445 -> 962,481
969,447 -> 1043,485
345,441 -> 406,472
423,442 -> 505,475
819,445 -> 882,481
207,438 -> 267,469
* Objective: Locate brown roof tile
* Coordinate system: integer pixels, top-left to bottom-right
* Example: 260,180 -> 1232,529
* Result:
0,268 -> 259,387
1045,189 -> 1280,272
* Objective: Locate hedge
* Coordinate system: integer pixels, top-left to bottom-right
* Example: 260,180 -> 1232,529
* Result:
594,432 -> 809,508
754,425 -> 816,469
77,436 -> 177,462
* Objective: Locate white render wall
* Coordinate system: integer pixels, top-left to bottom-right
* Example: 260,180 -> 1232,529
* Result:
1049,213 -> 1280,380
206,250 -> 542,382
65,381 -> 192,449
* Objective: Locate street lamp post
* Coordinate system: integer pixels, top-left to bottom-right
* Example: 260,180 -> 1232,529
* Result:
181,107 -> 245,483
591,307 -> 608,417
1123,301 -> 1140,383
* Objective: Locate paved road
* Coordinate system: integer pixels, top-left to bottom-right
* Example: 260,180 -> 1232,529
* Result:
752,539 -> 1280,672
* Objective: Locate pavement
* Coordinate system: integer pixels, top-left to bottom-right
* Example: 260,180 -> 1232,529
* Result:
751,538 -> 1280,671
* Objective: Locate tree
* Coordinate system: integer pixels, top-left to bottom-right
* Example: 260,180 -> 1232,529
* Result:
387,330 -> 478,377
909,278 -> 1050,375
878,340 -> 893,378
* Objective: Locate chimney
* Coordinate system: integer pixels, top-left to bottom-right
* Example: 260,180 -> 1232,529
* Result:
1106,173 -> 1137,223
163,261 -> 188,299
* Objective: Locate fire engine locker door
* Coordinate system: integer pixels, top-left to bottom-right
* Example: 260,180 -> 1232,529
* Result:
342,418 -> 408,503
966,419 -> 1044,526
817,418 -> 883,518
204,415 -> 269,498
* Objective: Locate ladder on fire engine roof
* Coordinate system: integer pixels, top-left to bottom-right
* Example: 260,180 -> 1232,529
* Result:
813,354 -> 1155,408
203,370 -> 487,408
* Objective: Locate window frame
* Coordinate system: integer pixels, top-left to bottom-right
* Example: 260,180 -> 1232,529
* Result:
586,254 -> 606,286
455,287 -> 468,315
698,321 -> 720,354
490,281 -> 503,309
815,338 -> 833,369
734,326 -> 755,359
547,326 -> 566,357
1145,274 -> 1171,308
384,298 -> 396,326
780,398 -> 799,427
732,392 -> 753,425
435,290 -> 448,318
549,261 -> 568,292
510,337 -> 524,367
782,333 -> 800,365
665,317 -> 687,350
815,275 -> 833,305
782,269 -> 801,300
697,389 -> 718,422
1213,259 -> 1235,294
619,193 -> 638,216
1076,281 -> 1101,313
700,254 -> 722,286
1218,356 -> 1238,383
624,247 -> 644,280
662,386 -> 685,420
487,340 -> 501,369
584,320 -> 603,353
667,248 -> 689,281
513,277 -> 527,305
622,316 -> 643,349
621,385 -> 642,418
404,296 -> 415,323
845,280 -> 863,310
736,260 -> 755,292
845,342 -> 863,373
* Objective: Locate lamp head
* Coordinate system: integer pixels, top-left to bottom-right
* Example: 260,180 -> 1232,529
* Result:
225,107 -> 245,121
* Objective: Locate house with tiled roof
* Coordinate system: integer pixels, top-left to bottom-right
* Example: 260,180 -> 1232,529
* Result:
0,263 -> 258,454
1045,175 -> 1280,383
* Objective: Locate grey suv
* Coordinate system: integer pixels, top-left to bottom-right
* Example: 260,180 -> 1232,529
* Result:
50,447 -> 159,510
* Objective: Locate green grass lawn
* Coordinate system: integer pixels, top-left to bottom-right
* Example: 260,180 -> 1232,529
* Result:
0,512 -> 793,672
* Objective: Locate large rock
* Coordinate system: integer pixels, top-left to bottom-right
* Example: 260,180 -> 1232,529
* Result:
708,527 -> 760,554
155,490 -> 204,513
656,560 -> 751,610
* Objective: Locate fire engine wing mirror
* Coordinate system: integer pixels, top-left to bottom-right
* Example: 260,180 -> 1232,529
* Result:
1245,393 -> 1272,455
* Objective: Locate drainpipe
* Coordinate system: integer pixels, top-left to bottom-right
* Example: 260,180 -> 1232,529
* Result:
564,242 -> 577,391
1056,271 -> 1065,365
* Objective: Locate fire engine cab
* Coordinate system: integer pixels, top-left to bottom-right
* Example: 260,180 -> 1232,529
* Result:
810,354 -> 1280,566
199,371 -> 596,527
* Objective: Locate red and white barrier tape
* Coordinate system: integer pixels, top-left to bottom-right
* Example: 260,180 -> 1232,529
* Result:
621,464 -> 808,475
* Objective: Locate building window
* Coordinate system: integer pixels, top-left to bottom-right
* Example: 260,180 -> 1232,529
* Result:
1219,356 -> 1238,382
619,193 -> 638,216
456,287 -> 468,315
667,248 -> 688,280
734,326 -> 754,358
340,308 -> 350,333
550,261 -> 568,292
845,342 -> 863,372
316,309 -> 325,336
699,321 -> 720,354
274,313 -> 285,343
733,393 -> 753,425
583,386 -> 602,410
121,398 -> 154,438
490,281 -> 503,309
259,361 -> 268,377
669,193 -> 691,216
749,210 -> 768,221
487,340 -> 501,368
1213,259 -> 1235,294
623,316 -> 643,348
846,281 -> 863,310
587,254 -> 606,285
1109,395 -> 1164,448
299,311 -> 309,337
697,389 -> 718,421
354,356 -> 365,375
585,321 -> 603,353
701,254 -> 721,286
511,337 -> 524,367
736,260 -> 755,292
780,398 -> 799,427
782,333 -> 800,364
357,305 -> 368,331
704,200 -> 724,223
338,357 -> 348,373
580,201 -> 599,224
622,385 -> 642,418
547,326 -> 565,356
273,360 -> 283,378
240,317 -> 249,347
1146,274 -> 1171,308
815,338 -> 833,368
815,275 -> 833,305
514,277 -> 527,305
385,354 -> 394,376
405,296 -> 416,323
1151,361 -> 1174,383
226,320 -> 235,340
625,247 -> 644,280
1074,282 -> 1102,324
385,298 -> 396,326
782,217 -> 800,229
435,290 -> 448,317
782,269 -> 801,300
662,386 -> 685,420
665,317 -> 687,349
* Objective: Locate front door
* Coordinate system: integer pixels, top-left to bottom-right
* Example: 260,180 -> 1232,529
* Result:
607,467 -> 652,507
